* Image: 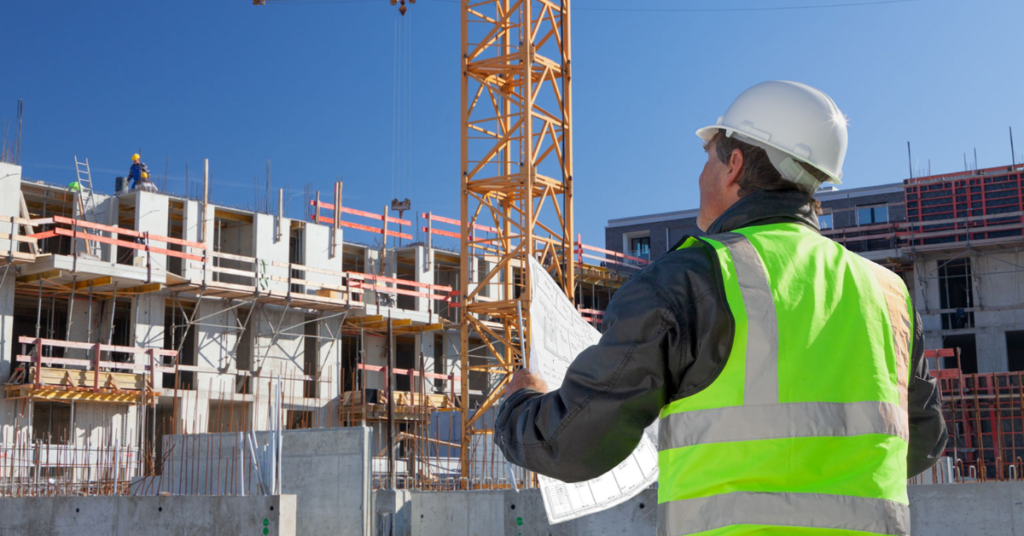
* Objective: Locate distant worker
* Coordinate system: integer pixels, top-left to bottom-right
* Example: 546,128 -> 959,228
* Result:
128,153 -> 157,192
495,81 -> 947,535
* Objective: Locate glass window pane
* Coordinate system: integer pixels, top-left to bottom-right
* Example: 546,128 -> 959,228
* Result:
629,236 -> 650,260
857,207 -> 873,225
819,214 -> 833,229
874,206 -> 889,223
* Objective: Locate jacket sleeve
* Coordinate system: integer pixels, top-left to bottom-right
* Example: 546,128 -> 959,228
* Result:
493,274 -> 677,482
907,308 -> 948,477
493,245 -> 731,483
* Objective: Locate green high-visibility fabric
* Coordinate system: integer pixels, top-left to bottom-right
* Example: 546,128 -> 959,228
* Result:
658,223 -> 911,536
659,435 -> 908,500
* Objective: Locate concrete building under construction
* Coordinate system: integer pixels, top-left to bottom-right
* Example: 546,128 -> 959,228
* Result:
0,157 -> 634,497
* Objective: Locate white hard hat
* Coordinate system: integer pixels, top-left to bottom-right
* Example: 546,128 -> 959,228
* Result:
696,80 -> 848,186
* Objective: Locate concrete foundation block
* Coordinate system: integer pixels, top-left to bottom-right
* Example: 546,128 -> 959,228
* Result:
501,488 -> 657,536
909,482 -> 1024,536
0,495 -> 295,536
411,491 -> 505,536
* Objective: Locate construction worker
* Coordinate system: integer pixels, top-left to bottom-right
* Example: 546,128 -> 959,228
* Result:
495,81 -> 947,535
128,153 -> 151,191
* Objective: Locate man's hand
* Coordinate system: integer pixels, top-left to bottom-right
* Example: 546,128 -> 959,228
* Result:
504,369 -> 549,399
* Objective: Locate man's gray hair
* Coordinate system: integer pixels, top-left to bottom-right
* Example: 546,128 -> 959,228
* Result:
711,130 -> 824,213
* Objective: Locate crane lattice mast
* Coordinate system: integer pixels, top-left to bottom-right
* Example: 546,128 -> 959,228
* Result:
459,0 -> 574,482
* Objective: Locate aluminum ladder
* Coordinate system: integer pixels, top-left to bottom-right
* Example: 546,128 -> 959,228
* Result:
73,156 -> 98,223
73,156 -> 100,256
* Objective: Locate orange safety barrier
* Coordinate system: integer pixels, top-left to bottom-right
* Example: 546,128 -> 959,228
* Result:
575,233 -> 648,270
577,306 -> 604,325
16,336 -> 176,398
310,200 -> 413,240
28,215 -> 207,263
420,212 -> 499,242
357,363 -> 460,408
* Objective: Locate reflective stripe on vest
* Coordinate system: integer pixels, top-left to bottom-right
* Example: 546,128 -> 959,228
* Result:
658,228 -> 911,536
659,492 -> 911,536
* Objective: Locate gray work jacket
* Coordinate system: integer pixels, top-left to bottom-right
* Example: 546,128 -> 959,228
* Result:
494,190 -> 947,483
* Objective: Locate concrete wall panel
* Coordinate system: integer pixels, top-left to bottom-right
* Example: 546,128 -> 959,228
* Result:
0,163 -> 22,218
909,482 -> 1024,536
0,495 -> 295,536
154,427 -> 372,536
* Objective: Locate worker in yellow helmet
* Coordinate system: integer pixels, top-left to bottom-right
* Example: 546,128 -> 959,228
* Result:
495,81 -> 947,536
128,153 -> 154,192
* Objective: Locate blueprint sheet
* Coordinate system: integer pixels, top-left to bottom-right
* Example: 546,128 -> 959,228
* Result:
526,257 -> 659,524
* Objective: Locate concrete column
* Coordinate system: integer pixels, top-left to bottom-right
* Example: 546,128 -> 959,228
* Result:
363,249 -> 380,305
412,245 -> 433,314
318,315 -> 345,400
131,193 -> 169,371
303,223 -> 344,296
132,295 -> 164,364
66,295 -> 101,360
202,205 -> 215,253
134,191 -> 169,275
363,335 -> 388,391
0,268 -> 18,445
196,300 -> 239,396
977,327 -> 1004,373
253,214 -> 289,294
442,329 -> 460,396
91,194 -> 121,263
0,163 -> 21,218
182,200 -> 204,281
416,332 -> 438,393
73,193 -> 116,259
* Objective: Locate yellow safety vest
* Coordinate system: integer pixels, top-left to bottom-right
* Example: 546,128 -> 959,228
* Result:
658,222 -> 913,536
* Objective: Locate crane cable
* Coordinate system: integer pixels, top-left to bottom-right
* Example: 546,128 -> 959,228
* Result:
391,11 -> 414,205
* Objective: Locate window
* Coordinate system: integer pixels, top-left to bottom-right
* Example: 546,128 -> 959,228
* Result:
943,334 -> 977,374
32,403 -> 72,444
857,205 -> 889,226
1007,331 -> 1024,372
818,213 -> 834,230
938,258 -> 974,330
629,236 -> 651,261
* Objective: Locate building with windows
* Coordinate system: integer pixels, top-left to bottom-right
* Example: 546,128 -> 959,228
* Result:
606,163 -> 1024,375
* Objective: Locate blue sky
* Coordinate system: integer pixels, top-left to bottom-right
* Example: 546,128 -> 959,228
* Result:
2,0 -> 1022,247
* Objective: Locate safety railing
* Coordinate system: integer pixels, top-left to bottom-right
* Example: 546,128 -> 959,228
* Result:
574,234 -> 649,271
8,336 -> 178,404
897,211 -> 1024,247
310,199 -> 412,241
577,306 -> 604,326
0,214 -> 38,264
28,215 -> 207,281
420,212 -> 498,244
352,363 -> 459,411
27,215 -> 457,314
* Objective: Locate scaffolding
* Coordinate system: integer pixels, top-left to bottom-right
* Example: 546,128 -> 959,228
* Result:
925,348 -> 1024,482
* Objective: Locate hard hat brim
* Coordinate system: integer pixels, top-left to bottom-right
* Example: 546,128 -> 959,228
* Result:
695,125 -> 719,143
694,125 -> 842,184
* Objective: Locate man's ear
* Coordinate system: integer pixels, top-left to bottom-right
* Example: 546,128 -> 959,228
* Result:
725,148 -> 744,189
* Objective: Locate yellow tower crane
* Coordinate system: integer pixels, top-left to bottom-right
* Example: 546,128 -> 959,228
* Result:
253,0 -> 575,487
